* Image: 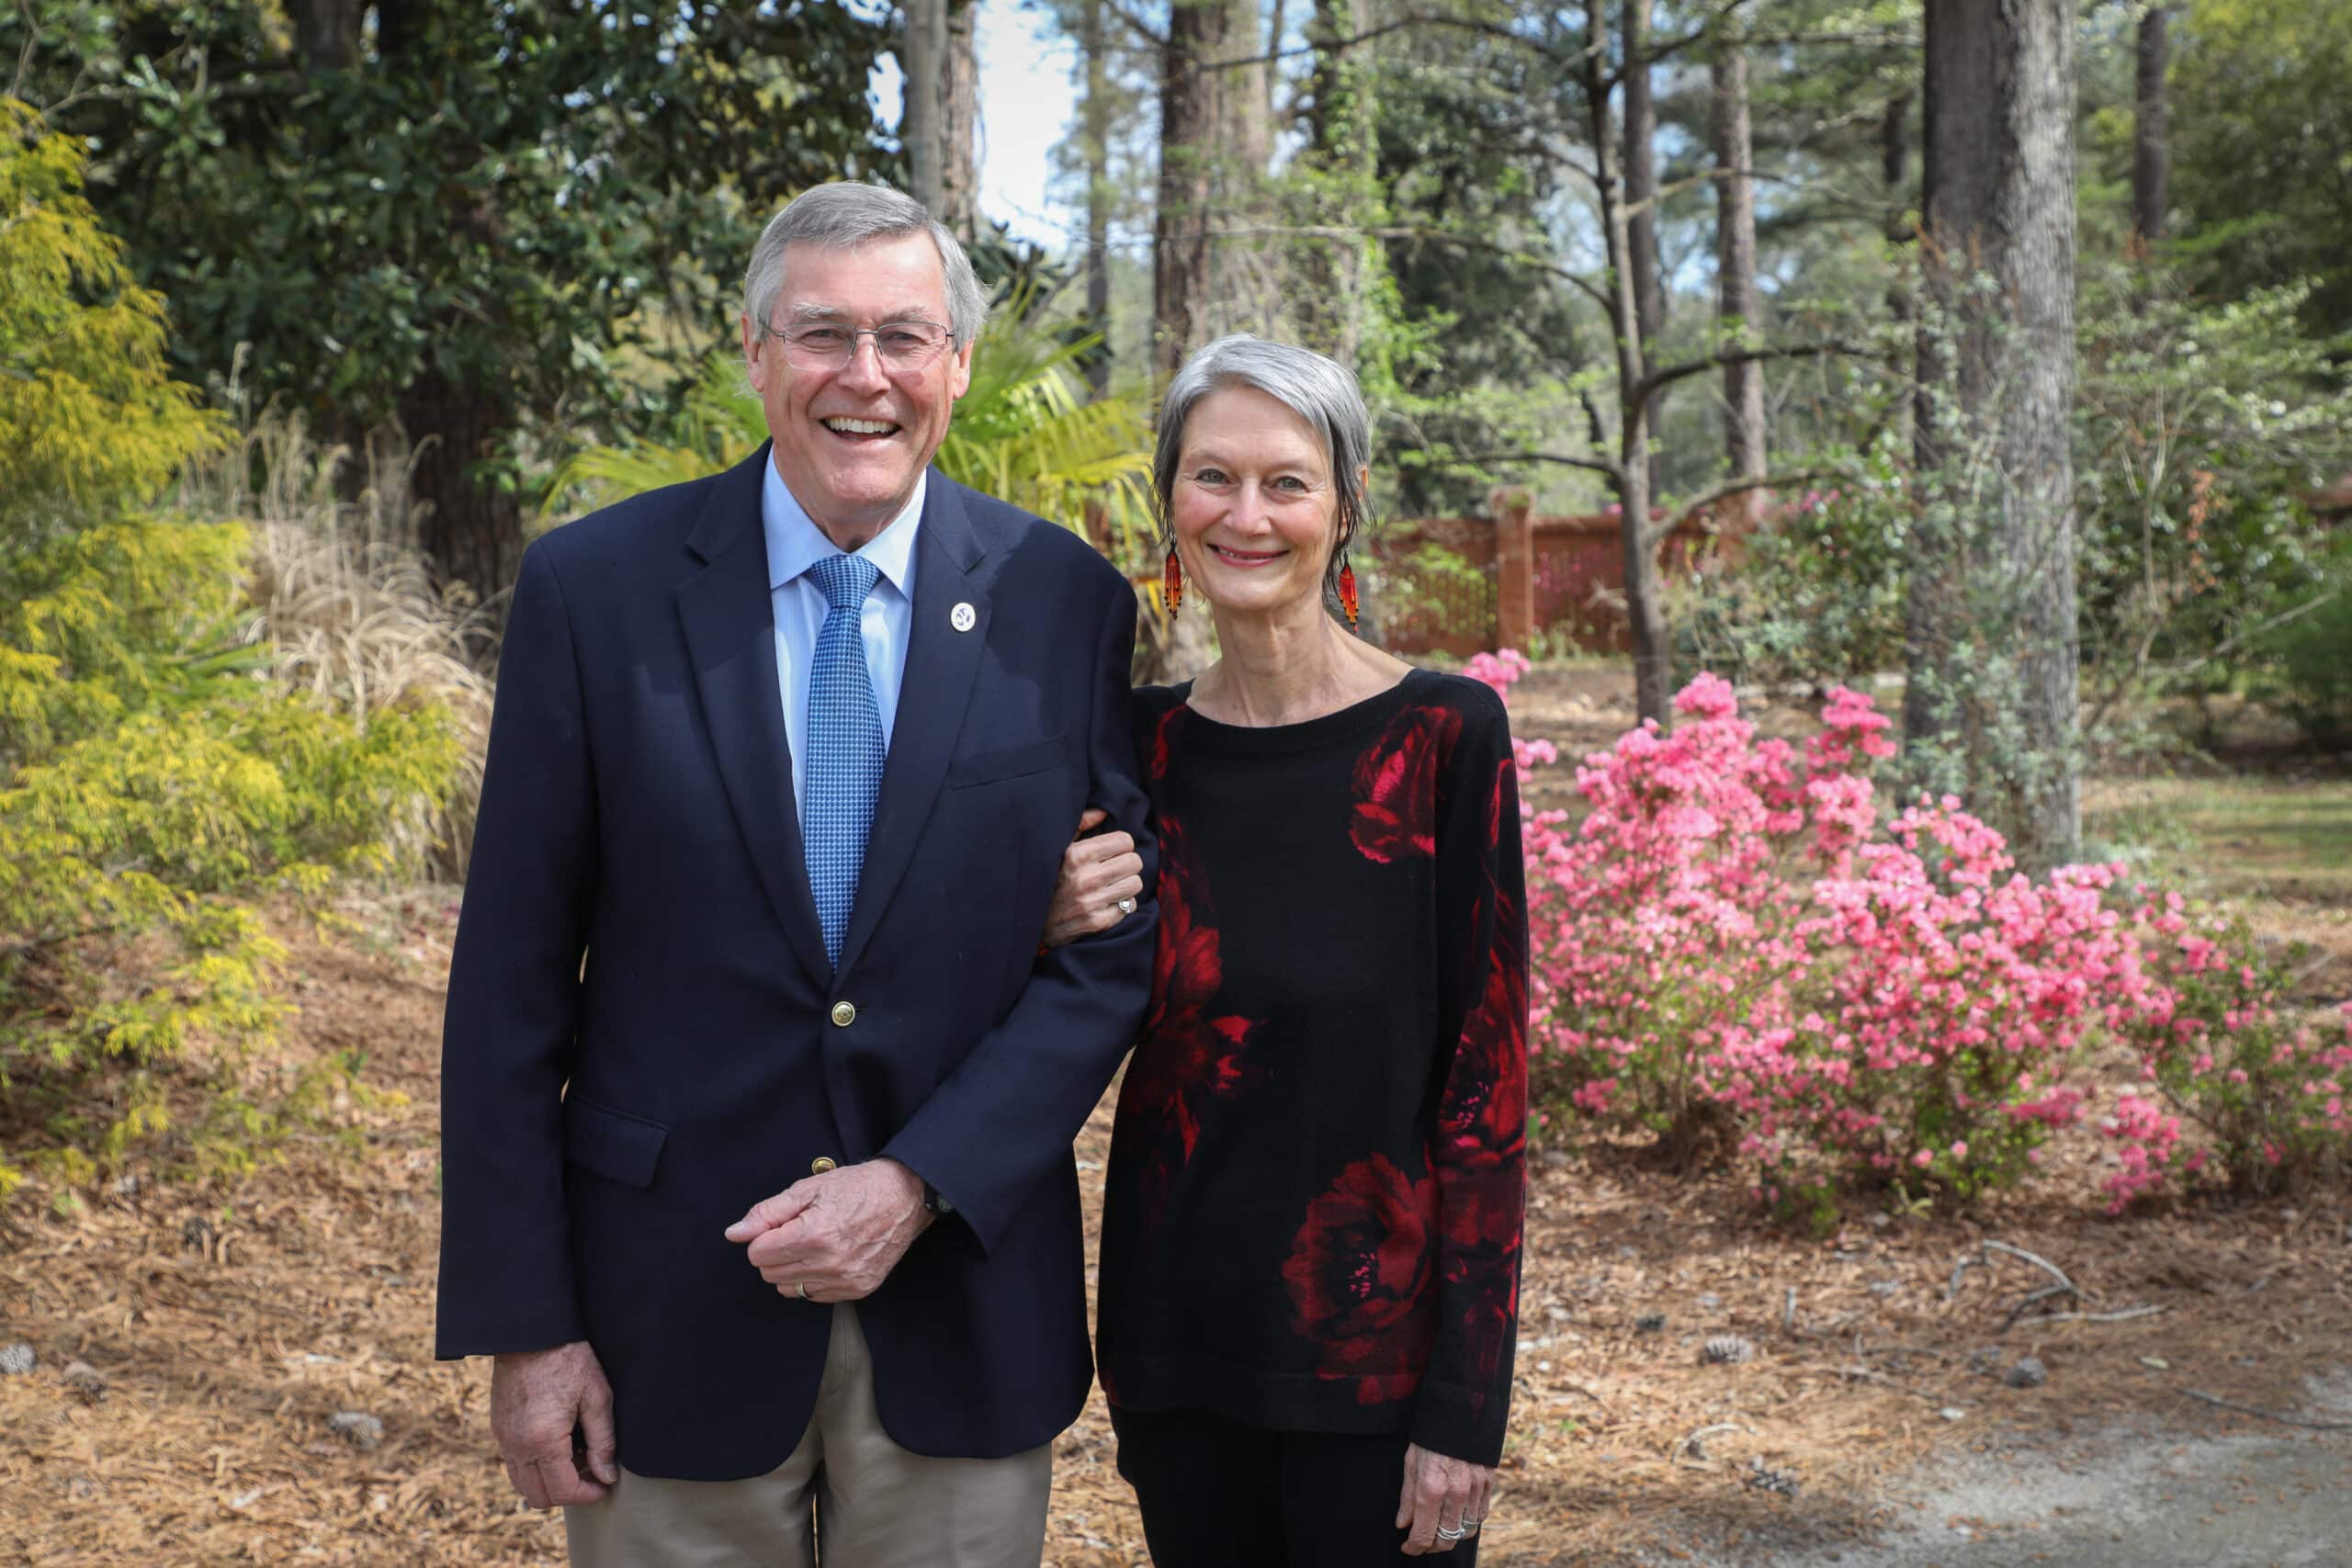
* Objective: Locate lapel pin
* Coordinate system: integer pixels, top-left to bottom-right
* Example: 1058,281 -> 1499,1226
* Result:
950,602 -> 978,633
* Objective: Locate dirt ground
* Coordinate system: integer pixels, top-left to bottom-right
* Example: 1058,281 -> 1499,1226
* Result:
4,671 -> 2349,1566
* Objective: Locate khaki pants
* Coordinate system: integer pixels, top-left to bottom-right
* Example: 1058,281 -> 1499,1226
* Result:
564,1304 -> 1053,1567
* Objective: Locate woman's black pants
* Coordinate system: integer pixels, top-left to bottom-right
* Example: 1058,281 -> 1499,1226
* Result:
1110,1405 -> 1482,1567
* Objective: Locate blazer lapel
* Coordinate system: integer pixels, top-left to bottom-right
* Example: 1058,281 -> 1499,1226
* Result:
836,475 -> 989,976
676,445 -> 834,988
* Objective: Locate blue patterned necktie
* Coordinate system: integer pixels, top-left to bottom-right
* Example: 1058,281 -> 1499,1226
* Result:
803,553 -> 887,969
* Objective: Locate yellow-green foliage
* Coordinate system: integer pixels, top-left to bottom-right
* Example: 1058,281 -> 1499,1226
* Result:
0,102 -> 460,1201
0,99 -> 226,534
0,514 -> 463,1200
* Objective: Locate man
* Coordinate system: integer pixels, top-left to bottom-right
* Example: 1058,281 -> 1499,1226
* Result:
435,183 -> 1157,1566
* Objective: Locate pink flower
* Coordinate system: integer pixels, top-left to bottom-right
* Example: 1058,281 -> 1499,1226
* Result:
1484,660 -> 2346,1217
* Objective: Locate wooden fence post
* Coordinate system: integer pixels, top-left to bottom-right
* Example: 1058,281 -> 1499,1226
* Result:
1490,486 -> 1535,653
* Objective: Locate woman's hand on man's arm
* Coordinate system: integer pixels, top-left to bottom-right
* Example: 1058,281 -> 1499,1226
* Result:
1041,807 -> 1145,948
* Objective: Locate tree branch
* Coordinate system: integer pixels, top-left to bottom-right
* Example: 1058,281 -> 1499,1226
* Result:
1643,468 -> 1839,547
1647,163 -> 1816,208
1635,341 -> 1870,407
1199,10 -> 1577,71
1578,388 -> 1611,461
1206,223 -> 1613,312
1375,226 -> 1613,311
1744,28 -> 1919,50
1453,449 -> 1623,480
1102,0 -> 1167,51
2145,586 -> 2344,684
0,922 -> 124,969
1640,0 -> 1755,66
12,0 -> 37,103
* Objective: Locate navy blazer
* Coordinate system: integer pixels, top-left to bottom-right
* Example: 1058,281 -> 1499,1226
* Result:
435,447 -> 1158,1480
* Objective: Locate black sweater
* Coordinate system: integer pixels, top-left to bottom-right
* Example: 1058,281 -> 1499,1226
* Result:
1096,669 -> 1529,1466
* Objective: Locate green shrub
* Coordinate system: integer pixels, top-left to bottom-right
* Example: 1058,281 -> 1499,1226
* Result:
1671,457 -> 1915,691
2254,547 -> 2352,749
0,100 -> 462,1200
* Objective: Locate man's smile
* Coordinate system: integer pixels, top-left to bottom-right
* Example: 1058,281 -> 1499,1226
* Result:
820,415 -> 902,442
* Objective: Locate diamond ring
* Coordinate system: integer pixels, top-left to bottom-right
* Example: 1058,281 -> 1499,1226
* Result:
1116,897 -> 1136,915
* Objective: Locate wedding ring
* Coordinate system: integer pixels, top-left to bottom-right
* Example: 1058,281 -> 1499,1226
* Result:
796,1280 -> 810,1301
1116,897 -> 1136,915
1434,1524 -> 1464,1542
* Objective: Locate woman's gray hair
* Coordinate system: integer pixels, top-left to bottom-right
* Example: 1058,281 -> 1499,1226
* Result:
742,183 -> 989,347
1154,334 -> 1374,611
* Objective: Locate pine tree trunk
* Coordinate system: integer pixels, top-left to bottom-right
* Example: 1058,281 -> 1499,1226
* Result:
1587,0 -> 1669,723
2132,6 -> 2170,246
1082,0 -> 1113,399
1883,87 -> 1915,449
1905,0 -> 2080,865
287,0 -> 366,69
1223,0 -> 1273,178
1711,27 -> 1766,504
1295,0 -> 1374,366
939,0 -> 982,237
1210,0 -> 1281,337
403,372 -> 524,613
903,0 -> 949,218
1623,0 -> 1666,501
368,0 -> 525,611
1153,0 -> 1230,376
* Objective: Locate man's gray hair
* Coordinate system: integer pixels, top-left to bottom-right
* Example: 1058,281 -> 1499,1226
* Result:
1154,334 -> 1374,608
743,183 -> 989,347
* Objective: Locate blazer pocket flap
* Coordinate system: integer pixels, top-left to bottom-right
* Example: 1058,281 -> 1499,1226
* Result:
563,1096 -> 668,1189
946,732 -> 1071,788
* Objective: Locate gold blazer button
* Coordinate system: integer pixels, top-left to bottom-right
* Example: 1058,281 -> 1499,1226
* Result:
830,1001 -> 856,1027
810,1156 -> 838,1175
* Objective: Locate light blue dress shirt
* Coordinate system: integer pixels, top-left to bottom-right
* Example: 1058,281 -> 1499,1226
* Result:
762,459 -> 923,819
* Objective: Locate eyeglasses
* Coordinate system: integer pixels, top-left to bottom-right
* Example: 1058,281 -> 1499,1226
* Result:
763,319 -> 954,372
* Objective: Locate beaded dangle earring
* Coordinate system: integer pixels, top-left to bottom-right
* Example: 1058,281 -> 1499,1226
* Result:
1163,544 -> 1184,614
1337,552 -> 1359,631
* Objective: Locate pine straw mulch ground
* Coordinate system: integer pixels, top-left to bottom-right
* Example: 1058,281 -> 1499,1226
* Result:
4,893 -> 2350,1568
6,670 -> 2349,1565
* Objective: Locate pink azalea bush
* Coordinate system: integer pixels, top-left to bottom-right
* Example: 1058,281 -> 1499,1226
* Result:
2107,903 -> 2352,1205
1472,651 -> 2352,1217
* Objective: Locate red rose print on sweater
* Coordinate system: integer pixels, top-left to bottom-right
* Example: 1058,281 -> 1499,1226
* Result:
1437,1166 -> 1522,1409
1115,818 -> 1260,1213
1146,703 -> 1187,783
1350,705 -> 1463,863
1437,931 -> 1529,1167
1282,1154 -> 1441,1404
1441,756 -> 1528,1164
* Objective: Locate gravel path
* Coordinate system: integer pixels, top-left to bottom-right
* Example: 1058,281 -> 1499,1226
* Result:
1554,1374 -> 2352,1568
1767,1416 -> 2352,1567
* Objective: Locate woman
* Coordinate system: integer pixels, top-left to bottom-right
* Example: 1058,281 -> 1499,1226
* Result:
1046,334 -> 1527,1562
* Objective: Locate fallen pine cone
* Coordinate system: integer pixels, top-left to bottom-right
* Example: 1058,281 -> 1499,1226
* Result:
61,1359 -> 106,1404
326,1411 -> 384,1450
1702,1334 -> 1756,1366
